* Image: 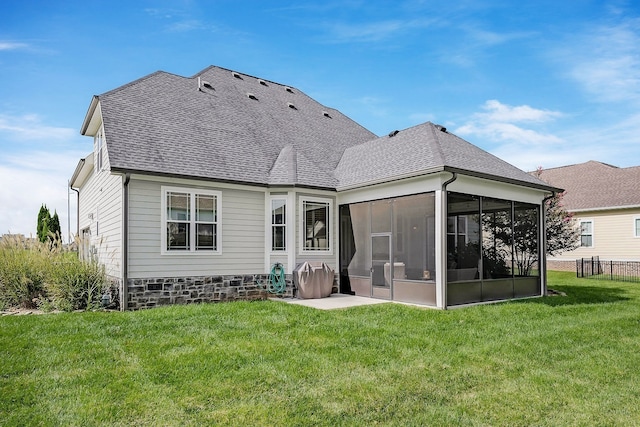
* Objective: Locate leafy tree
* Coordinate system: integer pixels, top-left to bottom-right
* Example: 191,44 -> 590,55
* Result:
36,206 -> 62,244
481,170 -> 580,277
49,211 -> 61,241
544,190 -> 580,256
536,167 -> 581,256
37,204 -> 50,243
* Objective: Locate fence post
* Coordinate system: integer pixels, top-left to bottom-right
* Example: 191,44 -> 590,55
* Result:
611,260 -> 613,281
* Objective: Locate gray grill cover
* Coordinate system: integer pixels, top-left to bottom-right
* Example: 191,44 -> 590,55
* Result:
293,262 -> 334,299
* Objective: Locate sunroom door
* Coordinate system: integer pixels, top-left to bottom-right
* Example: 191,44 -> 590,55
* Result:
371,234 -> 392,299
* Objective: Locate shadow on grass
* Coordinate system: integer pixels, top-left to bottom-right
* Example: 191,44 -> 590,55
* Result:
518,285 -> 631,307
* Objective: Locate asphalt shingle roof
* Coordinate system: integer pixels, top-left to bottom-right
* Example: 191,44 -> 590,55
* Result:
90,66 -> 555,193
335,122 -> 553,190
97,66 -> 375,188
536,161 -> 640,211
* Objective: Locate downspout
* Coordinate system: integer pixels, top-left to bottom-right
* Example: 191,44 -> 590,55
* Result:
541,191 -> 556,297
70,186 -> 80,240
440,172 -> 457,309
121,173 -> 131,311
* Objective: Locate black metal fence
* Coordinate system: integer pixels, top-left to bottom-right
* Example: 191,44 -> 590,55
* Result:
576,256 -> 640,283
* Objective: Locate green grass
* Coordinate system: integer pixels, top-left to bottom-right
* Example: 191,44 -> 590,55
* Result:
2,271 -> 640,426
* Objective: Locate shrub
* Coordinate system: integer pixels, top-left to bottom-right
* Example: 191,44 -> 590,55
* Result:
0,235 -> 107,311
0,236 -> 48,308
46,257 -> 107,311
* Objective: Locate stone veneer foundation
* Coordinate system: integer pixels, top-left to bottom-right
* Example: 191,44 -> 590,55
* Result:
125,274 -> 295,310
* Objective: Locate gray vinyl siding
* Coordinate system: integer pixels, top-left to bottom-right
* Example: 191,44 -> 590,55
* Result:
127,178 -> 266,278
269,254 -> 289,270
77,145 -> 123,279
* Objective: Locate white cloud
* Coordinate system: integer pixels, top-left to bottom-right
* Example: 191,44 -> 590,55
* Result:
455,98 -> 640,171
0,150 -> 84,239
476,99 -> 564,123
167,19 -> 207,32
0,114 -> 76,141
0,112 -> 86,238
0,41 -> 28,51
454,100 -> 566,171
560,19 -> 640,104
319,18 -> 436,43
456,100 -> 564,145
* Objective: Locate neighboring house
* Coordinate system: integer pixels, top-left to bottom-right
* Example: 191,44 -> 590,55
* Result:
537,161 -> 640,270
70,65 -> 558,310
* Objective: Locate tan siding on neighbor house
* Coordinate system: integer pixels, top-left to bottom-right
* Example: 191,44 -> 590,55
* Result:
127,178 -> 266,278
551,208 -> 640,262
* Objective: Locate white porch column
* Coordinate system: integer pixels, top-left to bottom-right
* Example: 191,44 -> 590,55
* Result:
435,189 -> 447,309
287,190 -> 296,274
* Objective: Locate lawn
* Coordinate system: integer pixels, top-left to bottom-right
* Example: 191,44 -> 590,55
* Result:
1,271 -> 639,426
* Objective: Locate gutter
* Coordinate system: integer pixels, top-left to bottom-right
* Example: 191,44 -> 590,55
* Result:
109,166 -> 338,193
335,165 -> 560,194
569,204 -> 640,213
121,173 -> 131,311
440,171 -> 458,310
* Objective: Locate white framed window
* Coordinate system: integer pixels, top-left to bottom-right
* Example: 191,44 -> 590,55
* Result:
580,220 -> 593,247
270,198 -> 287,251
95,127 -> 104,172
161,186 -> 221,254
635,218 -> 640,238
300,197 -> 333,253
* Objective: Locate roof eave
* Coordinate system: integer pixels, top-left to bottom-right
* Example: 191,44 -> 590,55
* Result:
109,167 -> 337,192
570,204 -> 640,213
444,166 -> 563,193
80,96 -> 99,135
336,166 -> 446,192
70,153 -> 94,188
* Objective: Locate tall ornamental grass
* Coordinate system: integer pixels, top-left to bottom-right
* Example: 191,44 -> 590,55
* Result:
0,235 -> 107,311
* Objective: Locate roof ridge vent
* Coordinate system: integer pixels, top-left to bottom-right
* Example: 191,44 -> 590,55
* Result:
258,79 -> 268,86
231,71 -> 242,79
285,86 -> 294,93
435,124 -> 447,133
247,93 -> 258,100
388,130 -> 399,137
287,102 -> 297,110
322,111 -> 332,118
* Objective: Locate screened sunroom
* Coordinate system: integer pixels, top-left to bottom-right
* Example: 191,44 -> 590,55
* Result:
338,189 -> 544,308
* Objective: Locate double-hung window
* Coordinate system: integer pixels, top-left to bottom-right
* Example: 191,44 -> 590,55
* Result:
271,199 -> 286,251
301,197 -> 332,253
580,220 -> 593,247
635,218 -> 640,238
95,127 -> 104,172
163,187 -> 221,253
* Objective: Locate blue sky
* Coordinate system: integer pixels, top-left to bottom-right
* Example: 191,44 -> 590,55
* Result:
1,0 -> 639,237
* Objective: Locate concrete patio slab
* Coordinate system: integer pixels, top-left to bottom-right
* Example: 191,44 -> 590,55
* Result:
271,293 -> 391,310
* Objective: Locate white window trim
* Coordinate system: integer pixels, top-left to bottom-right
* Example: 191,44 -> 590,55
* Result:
161,186 -> 222,255
299,196 -> 333,255
269,197 -> 288,253
579,219 -> 594,248
634,217 -> 640,238
95,126 -> 104,173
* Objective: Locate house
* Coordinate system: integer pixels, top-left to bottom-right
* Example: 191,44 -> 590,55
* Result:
537,161 -> 640,270
70,65 -> 558,310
